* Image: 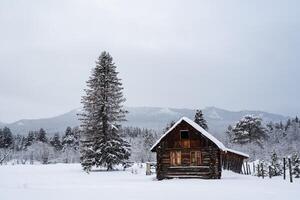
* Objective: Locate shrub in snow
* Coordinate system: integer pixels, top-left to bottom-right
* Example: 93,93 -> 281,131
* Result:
255,160 -> 268,177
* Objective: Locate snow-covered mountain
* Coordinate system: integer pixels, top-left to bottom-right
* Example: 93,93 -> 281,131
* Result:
0,106 -> 288,138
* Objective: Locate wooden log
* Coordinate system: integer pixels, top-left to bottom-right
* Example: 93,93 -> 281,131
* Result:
283,157 -> 286,180
288,158 -> 293,183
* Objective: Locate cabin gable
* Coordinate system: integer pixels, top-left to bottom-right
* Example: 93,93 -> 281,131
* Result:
163,120 -> 219,150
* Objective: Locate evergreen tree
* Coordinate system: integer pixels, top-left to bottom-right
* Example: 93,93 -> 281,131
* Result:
194,109 -> 208,130
25,131 -> 35,148
0,129 -> 3,148
13,134 -> 26,151
285,119 -> 291,131
72,127 -> 81,151
270,151 -> 281,176
230,115 -> 268,147
143,129 -> 157,161
62,127 -> 74,147
79,51 -> 130,172
292,153 -> 300,178
163,120 -> 176,133
50,133 -> 62,151
295,116 -> 299,123
36,128 -> 48,143
225,125 -> 233,145
0,127 -> 13,149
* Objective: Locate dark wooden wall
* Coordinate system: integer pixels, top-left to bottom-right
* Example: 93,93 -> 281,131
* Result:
222,151 -> 246,173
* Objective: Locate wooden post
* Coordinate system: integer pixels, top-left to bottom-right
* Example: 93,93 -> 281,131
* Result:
269,166 -> 272,178
146,163 -> 151,175
283,158 -> 286,180
261,163 -> 264,179
288,158 -> 293,183
253,162 -> 255,174
246,162 -> 249,175
248,164 -> 251,175
242,163 -> 246,174
257,164 -> 260,177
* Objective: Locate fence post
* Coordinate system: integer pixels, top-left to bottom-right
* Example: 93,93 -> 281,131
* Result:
246,162 -> 249,175
253,162 -> 255,174
288,158 -> 293,183
283,158 -> 286,180
242,163 -> 246,175
248,164 -> 251,175
269,166 -> 272,178
257,164 -> 260,177
261,163 -> 264,179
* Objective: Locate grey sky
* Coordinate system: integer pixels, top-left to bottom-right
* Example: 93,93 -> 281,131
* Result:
0,0 -> 300,123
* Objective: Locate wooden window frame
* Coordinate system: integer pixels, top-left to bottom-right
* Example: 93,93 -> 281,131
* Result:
170,151 -> 181,166
190,151 -> 202,166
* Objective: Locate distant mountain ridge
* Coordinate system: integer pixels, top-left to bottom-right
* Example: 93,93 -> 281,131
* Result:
0,106 -> 289,139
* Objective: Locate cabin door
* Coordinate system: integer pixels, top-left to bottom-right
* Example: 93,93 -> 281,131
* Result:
190,151 -> 202,166
170,151 -> 181,166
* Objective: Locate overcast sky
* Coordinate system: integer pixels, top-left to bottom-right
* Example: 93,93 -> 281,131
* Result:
0,0 -> 300,123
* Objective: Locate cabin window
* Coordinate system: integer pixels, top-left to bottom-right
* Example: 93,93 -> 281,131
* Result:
180,130 -> 189,139
170,151 -> 181,166
190,151 -> 202,166
180,130 -> 190,148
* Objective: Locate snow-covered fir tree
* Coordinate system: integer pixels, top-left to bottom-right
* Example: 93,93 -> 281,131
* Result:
270,151 -> 282,176
79,51 -> 130,172
36,128 -> 48,143
0,127 -> 13,149
194,109 -> 208,130
50,133 -> 62,152
228,115 -> 268,147
25,131 -> 35,148
62,127 -> 80,163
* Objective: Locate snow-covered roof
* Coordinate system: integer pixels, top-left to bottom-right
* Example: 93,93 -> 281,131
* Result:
225,148 -> 249,158
150,117 -> 227,151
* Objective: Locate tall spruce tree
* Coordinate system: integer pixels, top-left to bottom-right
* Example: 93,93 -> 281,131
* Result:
194,110 -> 208,130
80,51 -> 130,172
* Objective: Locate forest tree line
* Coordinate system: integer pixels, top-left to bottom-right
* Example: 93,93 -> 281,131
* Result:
0,126 -> 159,165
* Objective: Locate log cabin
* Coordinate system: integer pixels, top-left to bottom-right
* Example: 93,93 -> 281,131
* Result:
150,117 -> 249,180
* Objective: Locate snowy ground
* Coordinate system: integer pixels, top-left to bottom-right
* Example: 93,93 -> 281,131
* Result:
0,164 -> 299,200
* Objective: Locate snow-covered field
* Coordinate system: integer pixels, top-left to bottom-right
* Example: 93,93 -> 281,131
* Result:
0,164 -> 299,200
